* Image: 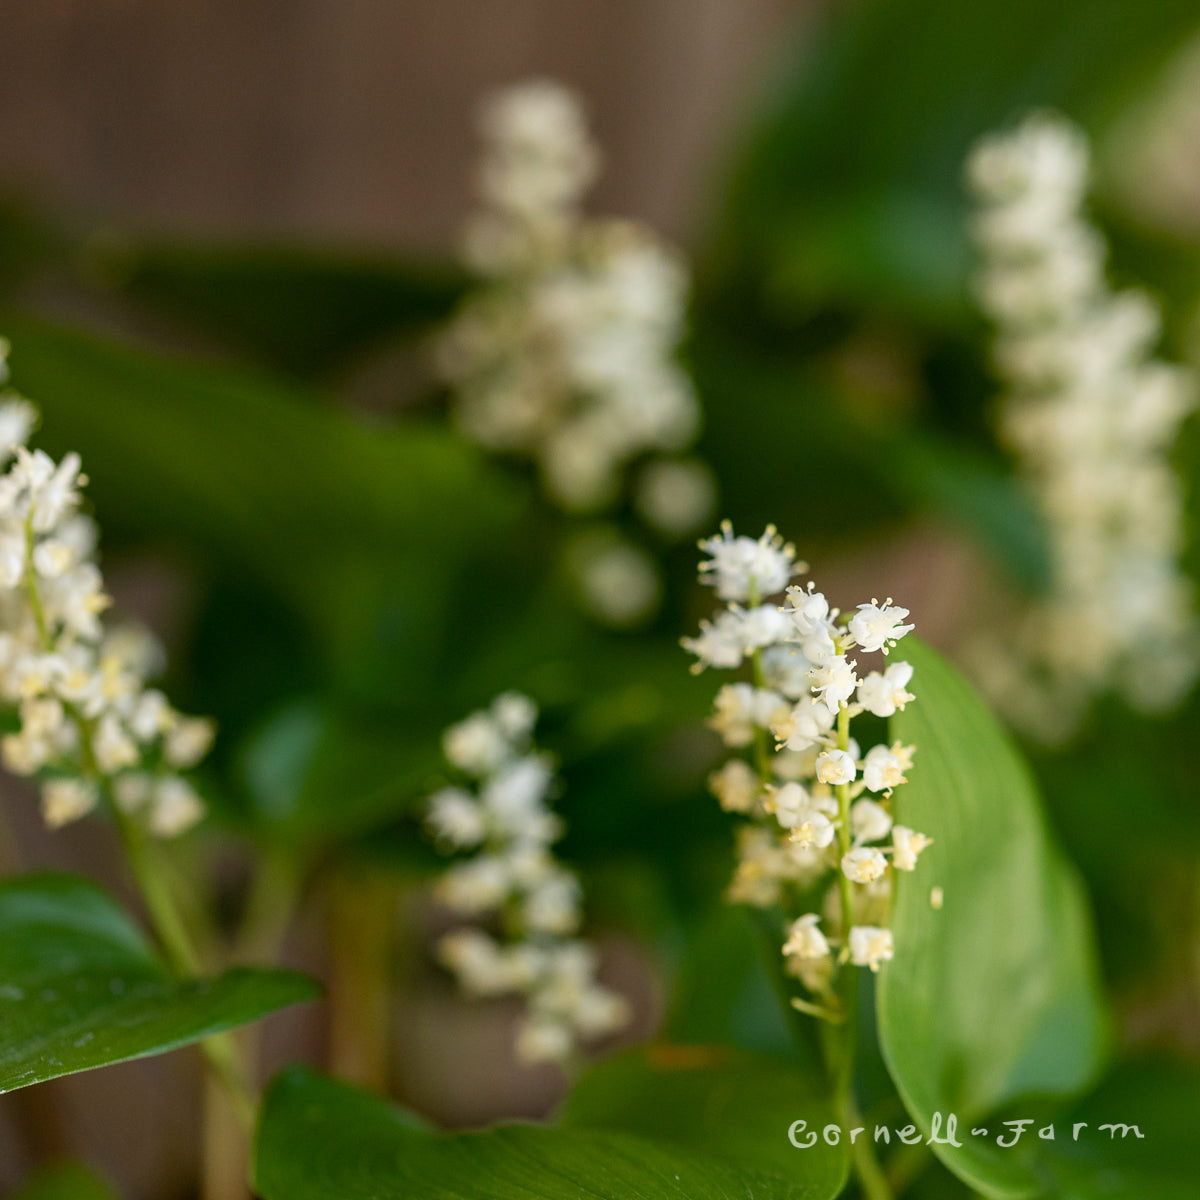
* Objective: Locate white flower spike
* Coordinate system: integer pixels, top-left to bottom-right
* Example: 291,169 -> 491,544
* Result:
425,693 -> 628,1067
683,521 -> 931,1013
0,350 -> 213,838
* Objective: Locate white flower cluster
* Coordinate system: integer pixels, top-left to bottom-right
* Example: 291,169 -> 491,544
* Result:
437,81 -> 713,624
0,343 -> 213,835
966,114 -> 1199,739
684,524 -> 929,1010
425,691 -> 629,1067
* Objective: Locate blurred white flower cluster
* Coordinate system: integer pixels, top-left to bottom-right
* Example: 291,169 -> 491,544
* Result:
966,113 -> 1199,740
0,342 -> 213,835
438,80 -> 715,626
683,523 -> 928,1013
425,691 -> 629,1067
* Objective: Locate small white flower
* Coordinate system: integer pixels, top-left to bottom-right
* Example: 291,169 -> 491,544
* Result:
635,457 -> 715,537
92,713 -> 139,774
892,825 -> 933,871
515,1015 -> 574,1065
427,786 -> 487,848
113,772 -> 153,814
0,396 -> 36,462
770,698 -> 834,752
771,783 -> 837,849
481,754 -> 555,829
850,797 -> 893,843
162,717 -> 215,770
681,608 -> 747,672
759,643 -> 814,699
147,776 -> 205,837
709,683 -> 757,747
841,846 -> 888,884
848,600 -> 914,653
782,913 -> 830,961
438,929 -> 515,997
856,661 -> 915,718
809,656 -> 858,715
735,604 -> 792,651
815,748 -> 856,786
128,690 -> 175,741
523,872 -> 582,935
436,856 -> 510,914
20,697 -> 64,740
709,683 -> 787,747
443,711 -> 510,777
708,758 -> 761,814
848,925 -> 894,972
41,777 -> 99,828
569,984 -> 630,1037
783,582 -> 830,637
569,533 -> 661,628
491,692 -> 538,742
698,522 -> 798,602
32,539 -> 73,578
862,744 -> 907,794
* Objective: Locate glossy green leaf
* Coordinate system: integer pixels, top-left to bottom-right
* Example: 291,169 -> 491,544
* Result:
93,238 -> 468,378
1,314 -> 522,622
256,1065 -> 819,1200
560,1047 -> 848,1194
10,1163 -> 120,1200
878,640 -> 1108,1197
0,874 -> 319,1094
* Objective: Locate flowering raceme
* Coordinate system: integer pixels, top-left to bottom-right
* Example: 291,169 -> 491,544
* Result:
0,343 -> 213,836
684,523 -> 929,1015
965,113 -> 1199,739
425,691 -> 629,1067
437,80 -> 714,626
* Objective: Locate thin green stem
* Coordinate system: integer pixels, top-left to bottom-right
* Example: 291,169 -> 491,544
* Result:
108,798 -> 201,976
840,1086 -> 895,1200
234,847 -> 303,965
746,583 -> 774,783
22,517 -> 49,646
22,536 -> 256,1134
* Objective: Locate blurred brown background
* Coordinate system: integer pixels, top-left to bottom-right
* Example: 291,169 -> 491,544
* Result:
0,3 -> 811,1197
0,0 -> 808,250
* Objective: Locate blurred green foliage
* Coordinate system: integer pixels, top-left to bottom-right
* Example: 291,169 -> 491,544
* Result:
2,0 -> 1200,1192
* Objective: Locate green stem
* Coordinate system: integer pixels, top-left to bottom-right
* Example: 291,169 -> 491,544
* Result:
22,535 -> 256,1134
840,1087 -> 895,1200
108,799 -> 201,976
105,777 -> 256,1131
234,847 -> 303,965
746,583 -> 774,783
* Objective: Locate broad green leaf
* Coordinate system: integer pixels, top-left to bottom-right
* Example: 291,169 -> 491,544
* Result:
717,0 -> 1200,320
93,238 -> 468,379
661,905 -> 809,1060
256,1065 -> 817,1200
560,1047 -> 848,1195
878,640 -> 1108,1197
1037,1058 -> 1200,1199
1,313 -> 522,631
0,874 -> 319,1093
10,1163 -> 120,1200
